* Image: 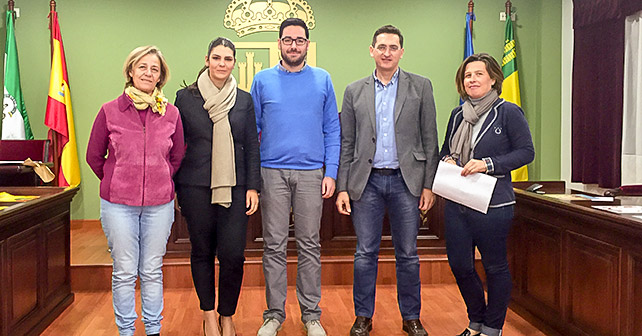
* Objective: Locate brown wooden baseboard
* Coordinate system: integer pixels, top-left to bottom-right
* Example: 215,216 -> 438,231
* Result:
70,219 -> 101,230
71,255 -> 479,292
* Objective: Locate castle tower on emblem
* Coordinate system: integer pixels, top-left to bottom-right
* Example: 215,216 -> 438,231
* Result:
223,0 -> 317,91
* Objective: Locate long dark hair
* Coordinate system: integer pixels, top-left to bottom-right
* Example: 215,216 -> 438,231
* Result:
184,37 -> 236,92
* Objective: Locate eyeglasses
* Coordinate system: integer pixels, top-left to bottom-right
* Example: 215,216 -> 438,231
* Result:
280,36 -> 308,46
375,44 -> 400,52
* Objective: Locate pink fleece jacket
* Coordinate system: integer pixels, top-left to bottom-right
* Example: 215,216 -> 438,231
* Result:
87,93 -> 185,206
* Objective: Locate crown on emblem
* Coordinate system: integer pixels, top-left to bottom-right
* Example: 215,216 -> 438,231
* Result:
224,0 -> 315,37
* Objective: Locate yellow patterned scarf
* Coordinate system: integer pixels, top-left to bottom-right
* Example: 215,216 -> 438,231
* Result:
125,86 -> 168,116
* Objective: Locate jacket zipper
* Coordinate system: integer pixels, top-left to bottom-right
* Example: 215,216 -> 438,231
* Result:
142,125 -> 146,206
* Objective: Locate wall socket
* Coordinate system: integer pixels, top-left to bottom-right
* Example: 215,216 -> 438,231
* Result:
500,12 -> 516,21
14,8 -> 20,18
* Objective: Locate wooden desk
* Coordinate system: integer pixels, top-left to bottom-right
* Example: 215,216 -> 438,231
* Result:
510,182 -> 642,336
0,187 -> 78,336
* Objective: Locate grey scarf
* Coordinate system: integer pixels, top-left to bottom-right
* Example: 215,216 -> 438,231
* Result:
197,70 -> 237,207
450,90 -> 499,164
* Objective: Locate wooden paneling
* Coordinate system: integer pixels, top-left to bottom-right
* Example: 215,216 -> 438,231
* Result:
566,233 -> 620,336
45,219 -> 67,299
0,187 -> 77,336
510,184 -> 642,336
8,227 -> 38,327
167,195 -> 447,258
0,239 -> 4,336
520,220 -> 562,313
631,253 -> 642,336
72,255 -> 460,291
165,201 -> 191,255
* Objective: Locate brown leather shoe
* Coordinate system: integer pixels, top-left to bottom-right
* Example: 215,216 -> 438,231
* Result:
350,316 -> 372,336
402,319 -> 428,336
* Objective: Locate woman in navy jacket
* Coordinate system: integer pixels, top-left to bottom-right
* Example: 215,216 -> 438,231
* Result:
440,53 -> 534,336
174,37 -> 260,336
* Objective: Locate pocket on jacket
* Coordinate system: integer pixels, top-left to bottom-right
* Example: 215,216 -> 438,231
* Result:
413,152 -> 427,161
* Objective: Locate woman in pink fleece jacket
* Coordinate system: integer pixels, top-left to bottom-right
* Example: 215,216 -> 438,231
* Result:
86,45 -> 184,336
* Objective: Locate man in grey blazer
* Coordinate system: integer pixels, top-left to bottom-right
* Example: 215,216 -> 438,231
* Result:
336,25 -> 439,336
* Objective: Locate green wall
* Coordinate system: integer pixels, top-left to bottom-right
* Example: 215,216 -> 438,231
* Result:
1,0 -> 562,219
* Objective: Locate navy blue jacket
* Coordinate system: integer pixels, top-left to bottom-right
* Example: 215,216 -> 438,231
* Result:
440,98 -> 535,207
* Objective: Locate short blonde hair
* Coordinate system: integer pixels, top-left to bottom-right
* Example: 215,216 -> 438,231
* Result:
455,53 -> 503,100
123,45 -> 170,89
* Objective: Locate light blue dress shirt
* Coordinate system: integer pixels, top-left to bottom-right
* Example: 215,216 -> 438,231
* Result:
372,69 -> 400,169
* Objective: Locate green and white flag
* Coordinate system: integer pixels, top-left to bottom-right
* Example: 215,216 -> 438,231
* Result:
2,10 -> 32,139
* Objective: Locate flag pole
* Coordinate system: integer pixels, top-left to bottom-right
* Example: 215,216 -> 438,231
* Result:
505,0 -> 512,19
8,0 -> 15,27
468,0 -> 474,34
48,0 -> 60,185
50,0 -> 56,58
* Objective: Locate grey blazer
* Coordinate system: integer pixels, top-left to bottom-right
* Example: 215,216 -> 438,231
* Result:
337,69 -> 440,201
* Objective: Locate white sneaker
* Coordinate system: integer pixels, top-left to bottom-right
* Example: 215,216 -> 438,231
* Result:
304,320 -> 327,336
257,318 -> 282,336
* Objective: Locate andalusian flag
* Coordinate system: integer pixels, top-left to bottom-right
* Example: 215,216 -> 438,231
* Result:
2,10 -> 33,140
44,11 -> 80,187
500,17 -> 528,181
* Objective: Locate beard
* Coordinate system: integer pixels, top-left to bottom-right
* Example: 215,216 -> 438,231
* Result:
281,47 -> 307,68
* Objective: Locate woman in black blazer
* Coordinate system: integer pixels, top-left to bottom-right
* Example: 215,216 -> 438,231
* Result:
174,37 -> 260,336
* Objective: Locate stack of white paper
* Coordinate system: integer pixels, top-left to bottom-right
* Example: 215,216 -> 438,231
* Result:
432,161 -> 498,214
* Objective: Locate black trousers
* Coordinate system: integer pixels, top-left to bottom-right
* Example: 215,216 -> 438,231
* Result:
176,185 -> 248,315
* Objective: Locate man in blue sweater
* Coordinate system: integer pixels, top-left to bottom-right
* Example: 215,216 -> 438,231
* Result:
251,18 -> 340,336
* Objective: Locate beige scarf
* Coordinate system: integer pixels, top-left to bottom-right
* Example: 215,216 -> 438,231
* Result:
125,86 -> 168,115
450,90 -> 499,164
197,70 -> 237,207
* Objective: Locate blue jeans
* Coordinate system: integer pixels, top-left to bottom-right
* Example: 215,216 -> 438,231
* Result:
445,201 -> 514,336
351,170 -> 421,320
100,198 -> 174,336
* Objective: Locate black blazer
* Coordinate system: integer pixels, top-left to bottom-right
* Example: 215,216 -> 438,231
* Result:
174,87 -> 260,191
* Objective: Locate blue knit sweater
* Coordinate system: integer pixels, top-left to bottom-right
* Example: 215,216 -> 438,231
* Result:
251,64 -> 341,178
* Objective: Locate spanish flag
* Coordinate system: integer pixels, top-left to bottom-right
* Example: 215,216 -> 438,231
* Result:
500,17 -> 528,181
44,11 -> 80,187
